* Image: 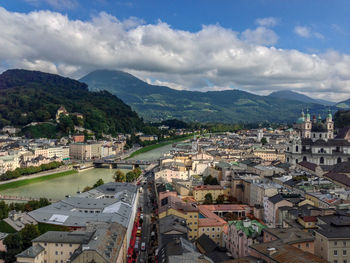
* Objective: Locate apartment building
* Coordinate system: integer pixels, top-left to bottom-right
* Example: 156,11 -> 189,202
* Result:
0,155 -> 20,174
226,219 -> 266,258
16,223 -> 127,263
193,185 -> 228,203
263,227 -> 315,254
315,214 -> 350,263
69,143 -> 102,160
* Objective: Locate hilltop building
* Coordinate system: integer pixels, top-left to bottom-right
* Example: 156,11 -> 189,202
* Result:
286,110 -> 350,165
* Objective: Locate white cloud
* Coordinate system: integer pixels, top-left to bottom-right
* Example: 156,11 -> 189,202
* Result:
294,26 -> 310,38
294,26 -> 324,39
255,17 -> 278,27
24,0 -> 78,9
241,26 -> 278,45
0,7 -> 349,101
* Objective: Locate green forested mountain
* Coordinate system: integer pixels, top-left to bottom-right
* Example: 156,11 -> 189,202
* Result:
268,90 -> 335,106
0,69 -> 144,136
80,70 -> 334,123
336,99 -> 350,109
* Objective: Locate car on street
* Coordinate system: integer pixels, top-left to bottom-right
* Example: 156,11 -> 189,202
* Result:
140,213 -> 144,220
141,242 -> 146,251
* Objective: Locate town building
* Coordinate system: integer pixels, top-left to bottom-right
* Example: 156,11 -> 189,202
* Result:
28,182 -> 139,248
225,219 -> 265,258
16,222 -> 127,263
286,110 -> 350,165
249,239 -> 328,263
263,227 -> 315,254
193,185 -> 228,203
315,214 -> 350,263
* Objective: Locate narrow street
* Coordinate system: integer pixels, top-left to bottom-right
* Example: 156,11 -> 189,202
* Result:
136,170 -> 158,263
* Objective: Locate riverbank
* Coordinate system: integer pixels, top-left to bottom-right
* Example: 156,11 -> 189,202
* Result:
127,135 -> 194,159
0,170 -> 77,191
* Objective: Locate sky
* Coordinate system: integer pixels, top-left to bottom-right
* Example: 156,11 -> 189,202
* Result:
0,0 -> 350,101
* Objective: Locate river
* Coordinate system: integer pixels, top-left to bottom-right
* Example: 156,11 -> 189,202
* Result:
0,143 -> 174,200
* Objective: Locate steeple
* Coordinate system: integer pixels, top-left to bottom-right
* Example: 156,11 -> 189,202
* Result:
306,108 -> 311,121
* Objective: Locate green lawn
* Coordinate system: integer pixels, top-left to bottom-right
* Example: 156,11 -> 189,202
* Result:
0,220 -> 16,233
0,170 -> 77,191
127,135 -> 194,159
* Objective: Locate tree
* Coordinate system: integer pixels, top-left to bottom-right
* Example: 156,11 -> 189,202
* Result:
204,175 -> 219,185
83,186 -> 92,192
114,169 -> 126,182
203,193 -> 213,204
216,194 -> 225,204
93,179 -> 104,188
133,167 -> 142,178
227,195 -> 236,203
126,171 -> 136,182
21,224 -> 40,248
3,233 -> 22,263
0,201 -> 9,219
261,137 -> 268,145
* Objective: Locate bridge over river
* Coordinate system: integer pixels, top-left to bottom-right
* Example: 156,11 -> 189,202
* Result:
93,159 -> 152,169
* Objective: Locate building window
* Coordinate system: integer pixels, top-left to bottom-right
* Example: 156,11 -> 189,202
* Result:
320,157 -> 324,164
303,156 -> 307,162
343,250 -> 347,256
338,157 -> 342,164
296,146 -> 299,152
334,260 -> 337,263
343,241 -> 347,246
55,243 -> 58,247
69,244 -> 72,247
55,251 -> 58,255
334,250 -> 338,256
335,241 -> 338,246
343,260 -> 347,263
306,243 -> 309,248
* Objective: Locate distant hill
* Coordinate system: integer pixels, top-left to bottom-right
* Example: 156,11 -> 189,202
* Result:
268,90 -> 335,106
336,98 -> 350,109
80,70 -> 333,123
0,69 -> 144,137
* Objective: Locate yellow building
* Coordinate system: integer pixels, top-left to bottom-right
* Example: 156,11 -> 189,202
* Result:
193,185 -> 228,203
158,195 -> 199,240
253,149 -> 285,162
16,224 -> 127,263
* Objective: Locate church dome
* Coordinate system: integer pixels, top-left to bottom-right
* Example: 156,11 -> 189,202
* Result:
296,117 -> 305,124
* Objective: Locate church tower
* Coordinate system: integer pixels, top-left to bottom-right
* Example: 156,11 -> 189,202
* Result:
302,109 -> 312,138
326,109 -> 334,139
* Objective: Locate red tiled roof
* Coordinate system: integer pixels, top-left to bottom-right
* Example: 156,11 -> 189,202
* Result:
301,216 -> 317,222
324,172 -> 350,187
298,161 -> 317,172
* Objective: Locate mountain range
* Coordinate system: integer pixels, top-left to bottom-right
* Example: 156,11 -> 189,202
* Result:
80,70 -> 344,123
268,90 -> 335,106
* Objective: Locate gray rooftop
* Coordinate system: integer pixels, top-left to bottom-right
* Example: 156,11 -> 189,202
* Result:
32,231 -> 94,244
28,182 -> 137,228
16,244 -> 44,258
